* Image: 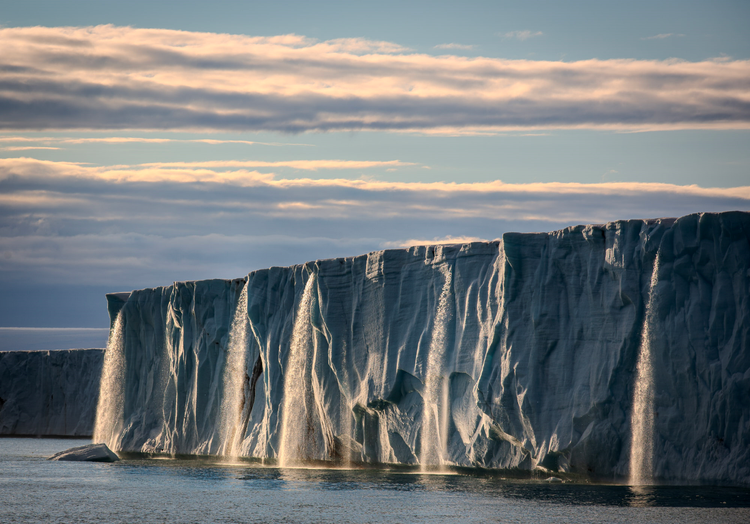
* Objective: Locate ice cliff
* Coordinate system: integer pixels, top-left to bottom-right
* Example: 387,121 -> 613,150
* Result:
0,349 -> 103,436
97,211 -> 750,484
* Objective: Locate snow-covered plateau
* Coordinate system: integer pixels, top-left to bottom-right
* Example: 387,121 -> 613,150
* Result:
74,212 -> 750,483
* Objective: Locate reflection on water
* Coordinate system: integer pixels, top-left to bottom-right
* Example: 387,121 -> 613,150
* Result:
1,439 -> 749,524
629,485 -> 657,507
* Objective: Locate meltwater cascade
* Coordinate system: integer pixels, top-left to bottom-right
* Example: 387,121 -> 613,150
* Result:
93,312 -> 125,448
419,262 -> 453,470
278,273 -> 329,466
218,280 -> 249,458
629,254 -> 660,485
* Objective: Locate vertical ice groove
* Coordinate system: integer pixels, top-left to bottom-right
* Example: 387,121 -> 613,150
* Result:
93,311 -> 125,450
278,272 -> 317,466
420,260 -> 453,469
630,253 -> 659,485
218,279 -> 249,458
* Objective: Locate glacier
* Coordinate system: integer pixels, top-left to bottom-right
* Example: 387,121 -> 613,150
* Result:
95,211 -> 750,484
0,349 -> 104,436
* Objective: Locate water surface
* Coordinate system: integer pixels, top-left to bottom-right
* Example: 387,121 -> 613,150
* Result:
0,328 -> 108,351
1,438 -> 748,523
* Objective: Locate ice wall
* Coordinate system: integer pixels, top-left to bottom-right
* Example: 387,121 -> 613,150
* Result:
101,212 -> 750,484
0,349 -> 104,436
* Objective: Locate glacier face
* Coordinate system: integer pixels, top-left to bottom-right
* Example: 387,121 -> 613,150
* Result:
0,349 -> 104,436
101,212 -> 750,484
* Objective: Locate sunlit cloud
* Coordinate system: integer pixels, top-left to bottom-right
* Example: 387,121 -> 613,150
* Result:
501,30 -> 543,41
136,159 -> 416,171
0,157 -> 414,184
2,146 -> 62,151
3,157 -> 748,213
383,235 -> 490,248
0,135 -> 312,147
0,26 -> 748,134
0,137 -> 54,143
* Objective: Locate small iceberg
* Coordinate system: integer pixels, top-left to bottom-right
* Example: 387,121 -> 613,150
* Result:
49,443 -> 119,462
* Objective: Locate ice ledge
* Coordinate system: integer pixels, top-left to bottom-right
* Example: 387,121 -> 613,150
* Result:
49,443 -> 119,462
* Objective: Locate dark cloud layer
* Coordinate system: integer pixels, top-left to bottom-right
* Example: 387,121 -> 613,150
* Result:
1,26 -> 749,133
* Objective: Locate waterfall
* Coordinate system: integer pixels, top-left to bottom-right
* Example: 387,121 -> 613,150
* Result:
93,312 -> 126,449
339,394 -> 353,466
420,262 -> 453,469
278,273 -> 318,466
629,254 -> 659,485
218,280 -> 249,458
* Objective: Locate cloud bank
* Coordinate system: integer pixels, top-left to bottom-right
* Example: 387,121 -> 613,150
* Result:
1,26 -> 749,133
2,157 -> 748,286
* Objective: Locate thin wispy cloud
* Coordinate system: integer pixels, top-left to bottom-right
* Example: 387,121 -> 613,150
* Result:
434,43 -> 475,50
641,33 -> 685,40
501,30 -> 543,41
0,26 -> 748,133
0,136 -> 312,147
135,159 -> 416,171
3,157 -> 748,217
2,146 -> 62,151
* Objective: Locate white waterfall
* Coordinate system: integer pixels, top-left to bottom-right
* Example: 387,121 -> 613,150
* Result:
93,312 -> 126,449
420,262 -> 453,469
218,280 -> 249,458
629,254 -> 659,485
278,273 -> 317,466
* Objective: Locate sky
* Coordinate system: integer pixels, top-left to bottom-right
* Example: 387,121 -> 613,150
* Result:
0,0 -> 749,341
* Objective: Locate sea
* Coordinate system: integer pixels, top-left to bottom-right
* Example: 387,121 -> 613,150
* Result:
0,328 -> 109,352
1,438 -> 748,524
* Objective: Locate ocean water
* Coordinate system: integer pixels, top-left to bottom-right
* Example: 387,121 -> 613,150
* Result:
1,439 -> 748,524
0,328 -> 108,352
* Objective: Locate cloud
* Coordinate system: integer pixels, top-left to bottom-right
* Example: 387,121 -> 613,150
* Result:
5,157 -> 749,201
641,33 -> 685,40
2,156 -> 747,239
0,26 -> 748,133
2,146 -> 62,151
135,159 -> 416,171
501,31 -> 543,41
382,235 -> 490,248
1,155 -> 748,328
0,135 -> 312,147
434,43 -> 475,50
